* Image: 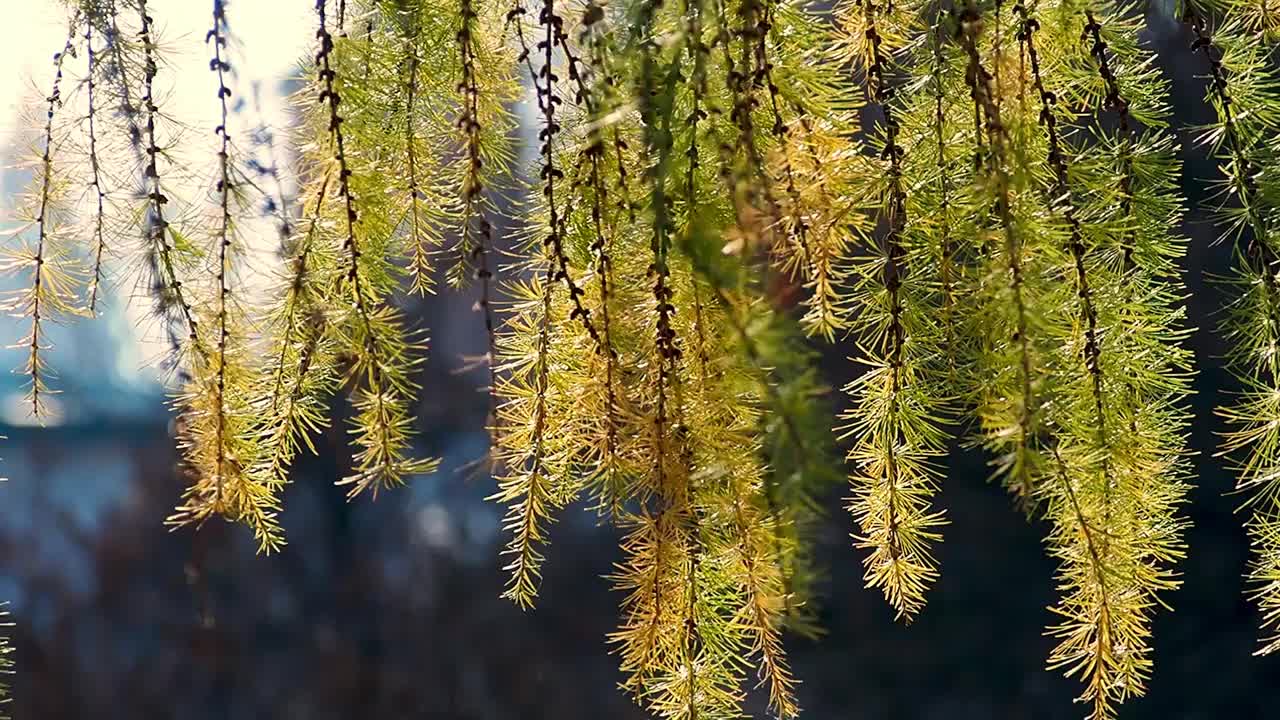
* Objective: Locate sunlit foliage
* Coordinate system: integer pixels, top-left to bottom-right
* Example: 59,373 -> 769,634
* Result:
15,0 -> 1280,718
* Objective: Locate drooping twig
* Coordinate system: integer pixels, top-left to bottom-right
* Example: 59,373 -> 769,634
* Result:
956,0 -> 1037,499
457,0 -> 502,449
86,24 -> 110,314
138,1 -> 207,367
209,0 -> 235,505
1019,3 -> 1112,508
18,15 -> 79,419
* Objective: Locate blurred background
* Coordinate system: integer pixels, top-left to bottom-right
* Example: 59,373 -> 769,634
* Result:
0,3 -> 1278,719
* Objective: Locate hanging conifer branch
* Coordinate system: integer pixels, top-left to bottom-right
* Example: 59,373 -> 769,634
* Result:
209,0 -> 239,517
1186,0 -> 1280,656
682,0 -> 707,224
5,15 -> 81,421
699,0 -> 848,641
493,266 -> 557,606
137,1 -> 206,369
700,283 -> 804,715
1074,3 -> 1192,448
454,0 -> 502,440
455,0 -> 493,288
789,114 -> 847,339
1183,5 -> 1280,277
633,0 -> 680,374
402,49 -> 431,294
1082,11 -> 1134,270
608,4 -> 702,710
491,0 -> 589,607
727,0 -> 782,248
676,0 -> 720,437
1076,9 -> 1187,434
256,166 -> 339,491
314,0 -> 438,498
1043,440 -> 1122,717
250,47 -> 340,493
1019,3 -> 1111,500
99,1 -> 144,156
931,20 -> 959,368
669,5 -> 804,701
168,0 -> 283,551
757,0 -> 815,304
604,52 -> 637,226
567,1 -> 626,509
1019,6 -> 1151,715
1008,6 -> 1190,716
838,0 -> 951,620
540,0 -> 602,348
84,23 -> 109,314
956,0 -> 1043,504
683,0 -> 779,616
508,0 -> 602,349
585,144 -> 625,509
670,427 -> 705,720
639,0 -> 679,536
730,488 -> 799,719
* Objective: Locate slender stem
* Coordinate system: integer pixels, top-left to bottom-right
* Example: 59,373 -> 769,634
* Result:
577,3 -> 623,507
315,0 -> 397,487
210,0 -> 235,503
1019,4 -> 1112,509
863,0 -> 910,563
931,20 -> 957,373
139,1 -> 206,365
404,49 -> 430,293
1186,4 -> 1280,381
1049,442 -> 1115,712
1083,12 -> 1135,271
269,169 -> 331,416
86,24 -> 109,314
957,0 -> 1037,498
457,0 -> 501,451
26,17 -> 78,418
